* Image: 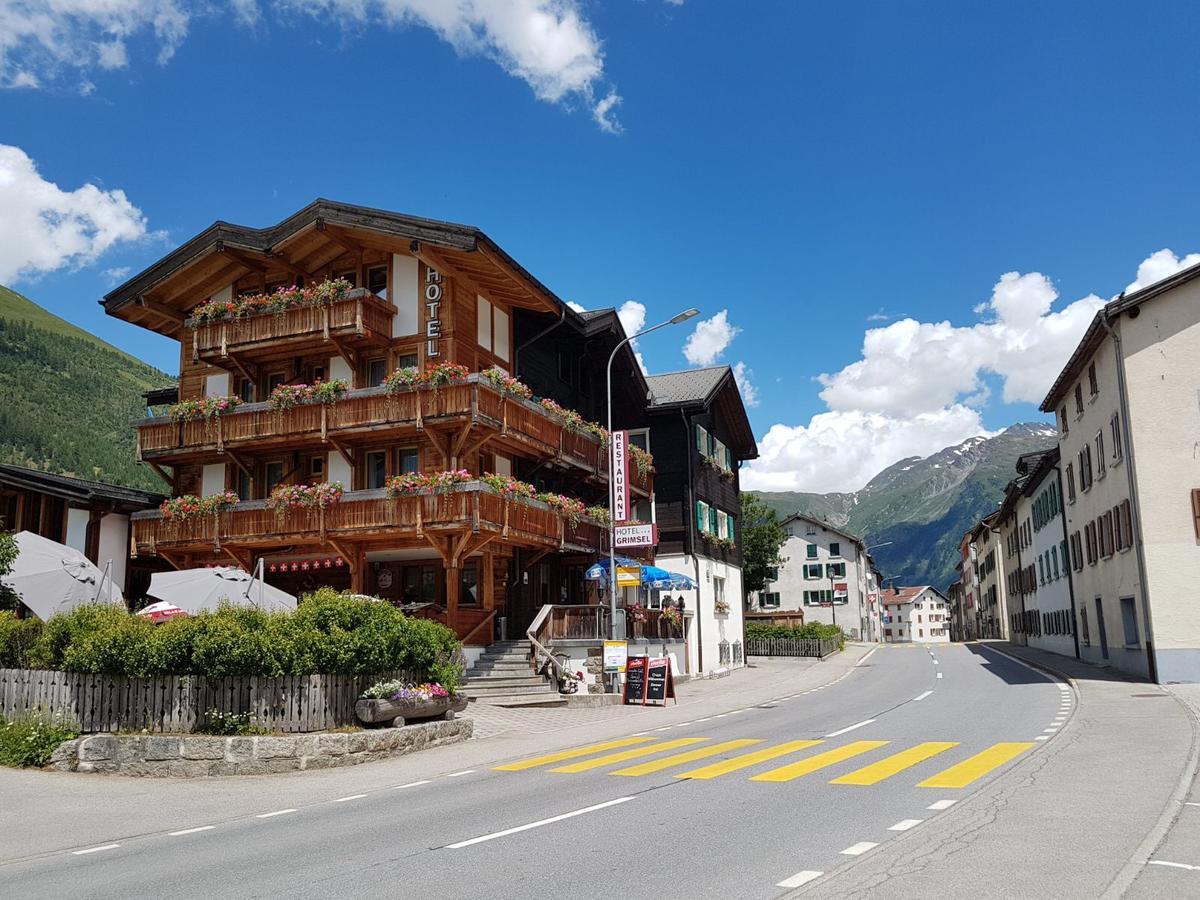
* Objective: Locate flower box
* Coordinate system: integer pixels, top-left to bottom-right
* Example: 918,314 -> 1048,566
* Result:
355,694 -> 468,727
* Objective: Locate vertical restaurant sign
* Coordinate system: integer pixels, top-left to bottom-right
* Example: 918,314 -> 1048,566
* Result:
424,266 -> 443,359
611,429 -> 629,522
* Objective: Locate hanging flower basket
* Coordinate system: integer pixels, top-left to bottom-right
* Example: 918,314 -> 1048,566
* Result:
188,278 -> 353,326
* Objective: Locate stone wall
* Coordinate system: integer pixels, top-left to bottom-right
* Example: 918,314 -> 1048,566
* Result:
48,718 -> 473,777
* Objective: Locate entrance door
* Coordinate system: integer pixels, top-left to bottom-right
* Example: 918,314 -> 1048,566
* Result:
1095,597 -> 1109,660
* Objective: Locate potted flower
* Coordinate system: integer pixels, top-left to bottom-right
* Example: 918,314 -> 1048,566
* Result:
557,669 -> 584,694
355,680 -> 467,727
481,366 -> 533,400
714,599 -> 731,616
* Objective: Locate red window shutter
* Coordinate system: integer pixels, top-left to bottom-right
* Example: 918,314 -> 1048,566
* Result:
1123,499 -> 1134,546
1192,491 -> 1200,540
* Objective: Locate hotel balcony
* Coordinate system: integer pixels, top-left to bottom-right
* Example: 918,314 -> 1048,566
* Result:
189,289 -> 394,369
131,482 -> 608,561
137,376 -> 654,495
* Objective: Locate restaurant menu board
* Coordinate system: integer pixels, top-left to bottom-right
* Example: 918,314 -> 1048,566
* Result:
623,656 -> 647,704
645,657 -> 676,705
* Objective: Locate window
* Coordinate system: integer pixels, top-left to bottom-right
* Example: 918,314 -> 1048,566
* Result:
803,590 -> 835,605
267,372 -> 286,393
557,350 -> 575,386
1085,522 -> 1097,565
1060,406 -> 1069,437
1079,445 -> 1093,492
236,469 -> 252,501
398,448 -> 419,475
460,562 -> 479,606
717,509 -> 729,539
765,566 -> 779,582
1080,606 -> 1090,646
334,269 -> 357,288
829,542 -> 841,558
1110,413 -> 1123,463
826,563 -> 846,578
236,378 -> 255,403
806,544 -> 818,560
366,264 -> 388,300
1095,432 -> 1106,479
696,500 -> 710,534
1074,383 -> 1084,418
1061,539 -> 1069,573
1050,545 -> 1059,579
1120,597 -> 1139,648
1103,511 -> 1116,558
366,451 -> 387,490
713,438 -> 728,470
1087,362 -> 1099,398
396,352 -> 419,369
1112,504 -> 1124,551
628,429 -> 650,453
366,357 -> 388,388
309,456 -> 324,479
1065,463 -> 1076,503
709,506 -> 718,535
1037,555 -> 1045,585
1120,499 -> 1133,547
806,522 -> 817,536
761,592 -> 780,608
803,564 -> 823,579
1071,531 -> 1083,571
695,424 -> 710,456
265,461 -> 285,493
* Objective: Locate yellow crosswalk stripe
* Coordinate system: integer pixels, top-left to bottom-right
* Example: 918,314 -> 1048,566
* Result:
551,738 -> 708,773
675,740 -> 825,780
494,737 -> 658,772
751,741 -> 890,783
918,742 -> 1036,788
610,740 -> 764,777
830,742 -> 960,785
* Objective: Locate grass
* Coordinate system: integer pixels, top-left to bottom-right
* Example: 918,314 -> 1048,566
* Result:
0,713 -> 79,767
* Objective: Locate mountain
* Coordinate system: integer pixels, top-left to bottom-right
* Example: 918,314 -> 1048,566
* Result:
750,423 -> 1059,590
0,285 -> 174,493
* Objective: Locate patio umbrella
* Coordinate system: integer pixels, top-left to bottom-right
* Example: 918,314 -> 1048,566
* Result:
137,600 -> 188,623
148,566 -> 297,614
584,556 -> 640,581
644,569 -> 697,591
1,531 -> 124,620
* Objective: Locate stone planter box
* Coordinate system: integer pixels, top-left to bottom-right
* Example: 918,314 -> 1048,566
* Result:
355,694 -> 468,727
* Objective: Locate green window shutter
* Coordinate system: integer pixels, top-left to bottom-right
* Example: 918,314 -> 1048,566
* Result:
728,518 -> 735,543
709,507 -> 717,534
696,501 -> 705,532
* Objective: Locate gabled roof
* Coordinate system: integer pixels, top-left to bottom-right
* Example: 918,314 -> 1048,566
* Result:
645,365 -> 757,460
646,367 -> 729,405
1041,259 -> 1200,410
779,512 -> 863,547
882,585 -> 946,606
0,464 -> 164,511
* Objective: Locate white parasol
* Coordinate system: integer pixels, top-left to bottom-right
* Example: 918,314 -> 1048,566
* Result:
147,566 -> 297,614
1,531 -> 124,620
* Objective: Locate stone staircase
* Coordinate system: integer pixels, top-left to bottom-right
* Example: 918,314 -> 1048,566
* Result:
463,640 -> 567,708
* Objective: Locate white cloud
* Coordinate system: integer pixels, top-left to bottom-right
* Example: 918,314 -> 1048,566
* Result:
0,144 -> 149,283
102,266 -> 132,284
616,299 -> 648,372
732,361 -> 758,407
683,308 -> 740,366
1,1 -> 621,131
1125,248 -> 1200,293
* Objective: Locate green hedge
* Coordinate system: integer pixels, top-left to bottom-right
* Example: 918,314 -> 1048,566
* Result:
745,622 -> 845,645
0,589 -> 463,689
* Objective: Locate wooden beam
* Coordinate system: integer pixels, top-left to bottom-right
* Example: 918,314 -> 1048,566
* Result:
449,421 -> 474,467
221,545 -> 251,571
409,241 -> 491,304
224,449 -> 254,479
223,352 -> 258,385
449,530 -> 473,568
475,243 -> 556,311
524,547 -> 552,568
330,335 -> 359,372
135,295 -> 185,325
319,221 -> 368,257
145,460 -> 175,490
328,436 -> 355,468
217,245 -> 269,274
157,550 -> 184,571
328,538 -> 357,571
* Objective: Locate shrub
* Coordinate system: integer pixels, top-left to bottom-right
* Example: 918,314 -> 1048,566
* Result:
0,712 -> 78,767
745,622 -> 845,646
196,710 -> 267,736
0,612 -> 44,667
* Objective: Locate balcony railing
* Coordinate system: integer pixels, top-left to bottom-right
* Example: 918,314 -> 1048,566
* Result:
136,376 -> 654,494
131,482 -> 607,556
190,289 -> 393,365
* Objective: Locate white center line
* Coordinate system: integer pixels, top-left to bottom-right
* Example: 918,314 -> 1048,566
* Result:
1185,802 -> 1200,807
447,797 -> 634,849
841,842 -> 879,856
826,719 -> 876,738
936,672 -> 944,679
713,713 -> 727,718
932,660 -> 939,665
392,780 -> 430,790
447,770 -> 476,777
777,870 -> 824,888
1035,735 -> 1050,741
73,844 -> 120,855
913,690 -> 933,701
334,794 -> 367,802
256,809 -> 297,819
169,826 -> 215,836
1149,860 -> 1200,871
889,819 -> 923,831
927,799 -> 957,811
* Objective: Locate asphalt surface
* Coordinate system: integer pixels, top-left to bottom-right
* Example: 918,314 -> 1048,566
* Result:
0,642 -> 1068,899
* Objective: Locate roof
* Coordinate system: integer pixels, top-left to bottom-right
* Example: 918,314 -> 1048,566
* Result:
0,464 -> 164,510
1041,259 -> 1200,410
778,512 -> 863,547
882,585 -> 946,606
645,365 -> 758,460
646,367 -> 729,405
997,446 -> 1062,521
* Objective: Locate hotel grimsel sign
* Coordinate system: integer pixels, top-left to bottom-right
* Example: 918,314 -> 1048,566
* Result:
424,266 -> 443,359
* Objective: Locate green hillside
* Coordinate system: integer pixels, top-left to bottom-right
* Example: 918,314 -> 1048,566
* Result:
751,423 -> 1058,590
0,285 -> 174,492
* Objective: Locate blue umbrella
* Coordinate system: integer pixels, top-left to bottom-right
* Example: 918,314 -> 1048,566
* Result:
642,567 -> 697,591
584,556 -> 640,581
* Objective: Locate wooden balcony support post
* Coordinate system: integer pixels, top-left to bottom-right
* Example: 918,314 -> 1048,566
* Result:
221,545 -> 252,571
145,461 -> 175,490
225,352 -> 258,387
328,436 -> 355,468
482,551 -> 495,611
449,421 -> 473,470
330,336 -> 359,373
225,450 -> 253,481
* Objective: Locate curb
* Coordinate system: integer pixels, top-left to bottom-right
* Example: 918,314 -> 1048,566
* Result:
974,641 -> 1079,689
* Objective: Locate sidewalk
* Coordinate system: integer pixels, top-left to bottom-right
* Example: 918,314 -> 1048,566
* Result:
800,641 -> 1199,899
0,645 -> 874,864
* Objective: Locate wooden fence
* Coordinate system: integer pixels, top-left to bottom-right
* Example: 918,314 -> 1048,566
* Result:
0,668 -> 412,734
744,638 -> 842,659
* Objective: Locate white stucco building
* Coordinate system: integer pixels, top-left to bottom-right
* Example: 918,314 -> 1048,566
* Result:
1041,261 -> 1200,682
881,586 -> 951,643
756,514 -> 882,641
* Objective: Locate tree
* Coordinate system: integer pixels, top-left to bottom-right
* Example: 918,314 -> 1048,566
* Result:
0,526 -> 17,611
740,493 -> 787,599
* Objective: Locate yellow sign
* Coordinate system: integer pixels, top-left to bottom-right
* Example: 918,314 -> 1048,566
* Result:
616,566 -> 642,587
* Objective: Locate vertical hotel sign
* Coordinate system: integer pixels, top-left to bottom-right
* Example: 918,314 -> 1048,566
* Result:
611,429 -> 629,522
424,266 -> 443,358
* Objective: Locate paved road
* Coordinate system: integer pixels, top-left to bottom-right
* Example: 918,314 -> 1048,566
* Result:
1,642 -> 1068,899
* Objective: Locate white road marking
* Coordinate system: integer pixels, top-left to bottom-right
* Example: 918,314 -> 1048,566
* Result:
447,770 -> 476,777
927,799 -> 957,811
936,672 -> 944,679
1149,860 -> 1200,871
393,780 -> 431,790
841,842 -> 879,856
1044,727 -> 1059,733
826,719 -> 876,738
932,660 -> 939,665
889,819 -> 923,831
1185,802 -> 1200,807
335,794 -> 367,802
447,797 -> 634,849
169,826 -> 215,836
1035,736 -> 1050,741
696,717 -> 712,723
729,709 -> 744,715
777,870 -> 824,888
256,809 -> 297,818
73,844 -> 119,855
713,713 -> 728,718
856,647 -> 878,666
913,690 -> 933,701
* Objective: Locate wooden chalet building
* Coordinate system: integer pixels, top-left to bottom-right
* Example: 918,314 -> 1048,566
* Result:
103,200 -> 654,646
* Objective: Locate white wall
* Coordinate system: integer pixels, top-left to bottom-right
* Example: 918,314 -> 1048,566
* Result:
656,551 -> 745,675
393,254 -> 419,337
328,452 -> 352,487
205,373 -> 230,397
64,507 -> 89,555
1020,470 -> 1077,659
329,356 -> 353,384
97,514 -> 129,593
202,463 -> 226,495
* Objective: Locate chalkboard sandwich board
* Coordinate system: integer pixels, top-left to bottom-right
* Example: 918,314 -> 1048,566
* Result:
623,656 -> 648,705
644,657 -> 677,705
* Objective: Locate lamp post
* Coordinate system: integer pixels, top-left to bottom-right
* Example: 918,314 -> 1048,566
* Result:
606,308 -> 699,648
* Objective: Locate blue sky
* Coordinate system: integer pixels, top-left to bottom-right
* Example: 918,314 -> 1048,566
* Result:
2,1 -> 1199,492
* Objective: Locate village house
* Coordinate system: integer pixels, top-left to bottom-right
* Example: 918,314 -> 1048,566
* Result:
881,585 -> 951,643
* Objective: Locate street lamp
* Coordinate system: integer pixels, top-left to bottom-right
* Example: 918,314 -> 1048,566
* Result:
606,307 -> 699,646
